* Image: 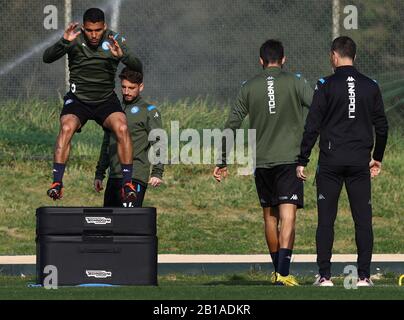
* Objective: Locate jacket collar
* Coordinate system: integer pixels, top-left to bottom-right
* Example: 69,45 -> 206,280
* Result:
123,96 -> 142,110
263,66 -> 282,76
334,65 -> 357,74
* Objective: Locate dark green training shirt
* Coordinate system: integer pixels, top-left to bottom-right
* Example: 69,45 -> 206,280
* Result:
95,96 -> 164,185
219,66 -> 314,168
43,29 -> 142,103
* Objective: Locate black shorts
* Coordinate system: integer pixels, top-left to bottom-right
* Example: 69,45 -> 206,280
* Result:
60,92 -> 124,130
254,164 -> 303,208
103,178 -> 147,207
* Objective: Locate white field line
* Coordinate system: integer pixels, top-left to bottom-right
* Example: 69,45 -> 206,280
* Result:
0,254 -> 404,265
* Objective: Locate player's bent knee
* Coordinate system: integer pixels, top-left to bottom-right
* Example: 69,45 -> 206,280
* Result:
118,123 -> 129,135
61,124 -> 75,136
112,123 -> 129,141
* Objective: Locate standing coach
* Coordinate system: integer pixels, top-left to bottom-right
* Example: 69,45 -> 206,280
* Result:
296,36 -> 388,287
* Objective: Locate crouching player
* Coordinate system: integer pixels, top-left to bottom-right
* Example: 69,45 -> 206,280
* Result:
94,68 -> 164,207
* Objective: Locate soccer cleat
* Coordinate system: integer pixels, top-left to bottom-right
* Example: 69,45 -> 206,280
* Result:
270,271 -> 277,284
275,273 -> 300,286
313,275 -> 334,287
121,182 -> 137,206
47,182 -> 64,200
357,278 -> 374,287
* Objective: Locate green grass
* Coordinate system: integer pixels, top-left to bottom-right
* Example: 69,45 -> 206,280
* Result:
0,273 -> 403,300
0,98 -> 403,255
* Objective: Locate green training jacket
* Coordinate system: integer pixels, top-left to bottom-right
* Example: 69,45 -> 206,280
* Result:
95,96 -> 164,185
219,66 -> 313,168
43,29 -> 142,103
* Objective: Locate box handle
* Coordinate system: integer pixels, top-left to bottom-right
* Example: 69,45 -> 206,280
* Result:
82,235 -> 113,242
83,208 -> 114,213
79,247 -> 121,254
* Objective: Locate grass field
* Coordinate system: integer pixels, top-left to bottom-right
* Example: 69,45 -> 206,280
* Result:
0,99 -> 403,255
0,273 -> 403,300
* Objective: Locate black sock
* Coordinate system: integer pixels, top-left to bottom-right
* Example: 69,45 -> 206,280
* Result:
278,248 -> 292,276
121,164 -> 133,185
52,163 -> 65,183
270,252 -> 279,273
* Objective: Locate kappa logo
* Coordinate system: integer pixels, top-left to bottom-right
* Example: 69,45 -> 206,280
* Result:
347,76 -> 355,82
64,99 -> 73,105
86,270 -> 112,278
318,194 -> 326,200
154,112 -> 159,118
290,194 -> 298,201
85,217 -> 112,225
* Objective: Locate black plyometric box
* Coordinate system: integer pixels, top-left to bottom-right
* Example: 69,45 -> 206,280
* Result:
36,235 -> 157,286
36,207 -> 156,235
36,207 -> 157,286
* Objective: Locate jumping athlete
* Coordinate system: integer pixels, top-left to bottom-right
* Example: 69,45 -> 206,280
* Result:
43,8 -> 142,205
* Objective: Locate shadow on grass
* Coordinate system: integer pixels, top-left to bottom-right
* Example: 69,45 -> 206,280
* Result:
199,273 -> 314,286
203,279 -> 314,286
204,280 -> 271,286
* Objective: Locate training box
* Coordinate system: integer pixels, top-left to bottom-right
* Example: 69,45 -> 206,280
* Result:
36,235 -> 157,286
36,207 -> 157,286
36,207 -> 156,235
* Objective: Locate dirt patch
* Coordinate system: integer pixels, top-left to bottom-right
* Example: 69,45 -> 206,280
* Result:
0,226 -> 30,240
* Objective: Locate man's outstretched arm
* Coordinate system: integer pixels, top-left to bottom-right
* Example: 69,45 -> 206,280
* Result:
109,34 -> 143,73
43,22 -> 80,63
